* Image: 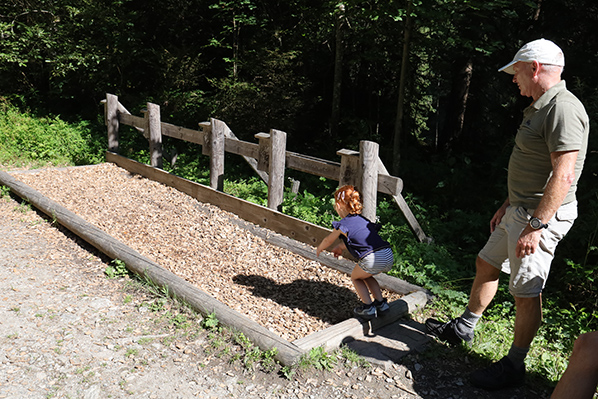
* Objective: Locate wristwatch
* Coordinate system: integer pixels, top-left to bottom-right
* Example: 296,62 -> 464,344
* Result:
529,217 -> 548,230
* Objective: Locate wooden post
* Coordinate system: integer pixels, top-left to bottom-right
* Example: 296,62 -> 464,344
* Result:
359,141 -> 379,222
106,93 -> 119,153
147,102 -> 163,169
255,132 -> 270,172
208,118 -> 225,191
268,129 -> 287,211
337,149 -> 360,187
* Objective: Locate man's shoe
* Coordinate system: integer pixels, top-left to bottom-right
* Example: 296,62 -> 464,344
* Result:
372,298 -> 390,315
353,303 -> 377,320
470,356 -> 525,391
425,317 -> 471,346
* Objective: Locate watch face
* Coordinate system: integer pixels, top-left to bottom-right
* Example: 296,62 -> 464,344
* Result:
530,218 -> 542,229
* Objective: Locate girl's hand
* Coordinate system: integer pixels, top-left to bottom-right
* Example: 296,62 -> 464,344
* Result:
332,246 -> 343,258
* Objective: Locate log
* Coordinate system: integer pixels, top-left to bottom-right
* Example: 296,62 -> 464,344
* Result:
106,94 -> 119,153
147,102 -> 163,169
268,129 -> 286,211
0,170 -> 304,366
209,118 -> 226,191
359,141 -> 379,222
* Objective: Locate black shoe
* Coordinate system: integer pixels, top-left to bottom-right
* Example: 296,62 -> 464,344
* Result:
372,298 -> 390,315
425,317 -> 472,346
470,356 -> 525,391
353,303 -> 377,320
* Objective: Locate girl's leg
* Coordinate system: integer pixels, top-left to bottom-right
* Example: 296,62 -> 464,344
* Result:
364,276 -> 383,302
351,265 -> 374,304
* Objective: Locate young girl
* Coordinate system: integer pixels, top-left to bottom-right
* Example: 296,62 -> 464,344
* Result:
316,185 -> 394,319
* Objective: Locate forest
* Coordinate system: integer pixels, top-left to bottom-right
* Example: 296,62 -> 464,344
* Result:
1,0 -> 597,384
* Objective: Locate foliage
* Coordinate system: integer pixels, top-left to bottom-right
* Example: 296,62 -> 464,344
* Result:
0,99 -> 104,168
298,346 -> 337,371
104,259 -> 129,279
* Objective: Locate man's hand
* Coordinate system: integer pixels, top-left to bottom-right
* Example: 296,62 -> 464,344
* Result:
490,200 -> 510,233
516,226 -> 543,258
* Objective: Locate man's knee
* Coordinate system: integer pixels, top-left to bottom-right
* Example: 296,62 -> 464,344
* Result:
475,256 -> 500,280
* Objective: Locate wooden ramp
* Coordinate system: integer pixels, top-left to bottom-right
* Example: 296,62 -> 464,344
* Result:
0,160 -> 430,367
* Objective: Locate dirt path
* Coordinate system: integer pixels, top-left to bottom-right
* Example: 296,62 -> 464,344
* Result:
0,166 -> 554,398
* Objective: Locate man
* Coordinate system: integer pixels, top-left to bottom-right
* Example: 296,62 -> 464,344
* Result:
426,38 -> 590,391
551,331 -> 598,399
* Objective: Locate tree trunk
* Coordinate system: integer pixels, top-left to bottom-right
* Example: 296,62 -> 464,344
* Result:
438,56 -> 473,152
330,3 -> 345,139
392,0 -> 413,175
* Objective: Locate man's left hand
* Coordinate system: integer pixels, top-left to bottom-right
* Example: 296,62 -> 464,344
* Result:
516,227 -> 543,258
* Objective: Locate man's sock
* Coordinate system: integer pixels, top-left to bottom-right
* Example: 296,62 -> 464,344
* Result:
506,344 -> 529,370
455,307 -> 482,340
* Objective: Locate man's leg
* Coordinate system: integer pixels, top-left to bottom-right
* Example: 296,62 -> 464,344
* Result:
551,331 -> 598,399
513,295 -> 542,348
426,257 -> 499,344
469,294 -> 542,390
468,257 -> 501,314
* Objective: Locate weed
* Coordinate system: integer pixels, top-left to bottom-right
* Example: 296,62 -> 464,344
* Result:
1,185 -> 10,199
200,312 -> 219,330
299,346 -> 337,371
125,348 -> 138,358
105,259 -> 128,279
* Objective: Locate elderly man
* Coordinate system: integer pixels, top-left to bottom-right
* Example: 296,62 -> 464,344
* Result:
426,38 -> 590,390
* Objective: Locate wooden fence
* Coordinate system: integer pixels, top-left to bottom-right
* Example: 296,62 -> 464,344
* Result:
102,93 -> 430,243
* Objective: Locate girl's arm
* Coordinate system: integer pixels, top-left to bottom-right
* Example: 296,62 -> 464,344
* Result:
316,229 -> 344,256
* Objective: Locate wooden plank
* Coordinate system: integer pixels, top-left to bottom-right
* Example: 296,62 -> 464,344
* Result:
0,170 -> 305,366
293,291 -> 428,352
162,122 -> 205,145
286,152 -> 340,180
105,152 -> 332,247
224,137 -> 260,159
119,113 -> 146,131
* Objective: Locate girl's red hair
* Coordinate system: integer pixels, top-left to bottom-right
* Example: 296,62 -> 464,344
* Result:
334,185 -> 363,214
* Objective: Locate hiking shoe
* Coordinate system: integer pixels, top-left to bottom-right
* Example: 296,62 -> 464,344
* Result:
353,303 -> 377,319
425,317 -> 472,346
470,356 -> 525,391
372,298 -> 390,315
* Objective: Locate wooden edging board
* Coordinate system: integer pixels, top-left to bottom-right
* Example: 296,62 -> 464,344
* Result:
0,161 -> 429,366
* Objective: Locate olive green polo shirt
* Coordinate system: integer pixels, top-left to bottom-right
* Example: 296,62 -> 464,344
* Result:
508,80 -> 589,209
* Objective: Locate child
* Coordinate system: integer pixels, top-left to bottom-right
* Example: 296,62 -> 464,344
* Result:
316,185 -> 394,319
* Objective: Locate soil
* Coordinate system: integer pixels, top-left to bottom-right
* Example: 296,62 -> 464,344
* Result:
0,163 -> 555,398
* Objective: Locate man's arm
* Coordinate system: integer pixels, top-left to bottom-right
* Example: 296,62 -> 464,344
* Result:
516,150 -> 579,258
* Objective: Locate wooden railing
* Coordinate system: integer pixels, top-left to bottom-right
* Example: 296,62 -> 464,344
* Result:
102,93 -> 430,243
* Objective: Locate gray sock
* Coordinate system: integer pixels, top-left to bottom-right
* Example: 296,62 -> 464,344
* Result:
507,344 -> 529,370
455,307 -> 481,339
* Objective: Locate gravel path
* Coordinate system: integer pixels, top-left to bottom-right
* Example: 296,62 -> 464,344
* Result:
0,164 -> 555,398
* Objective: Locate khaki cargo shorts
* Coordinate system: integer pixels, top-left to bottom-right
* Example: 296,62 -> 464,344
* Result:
478,201 -> 577,298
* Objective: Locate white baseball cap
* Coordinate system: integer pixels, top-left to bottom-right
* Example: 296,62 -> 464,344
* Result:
498,38 -> 565,74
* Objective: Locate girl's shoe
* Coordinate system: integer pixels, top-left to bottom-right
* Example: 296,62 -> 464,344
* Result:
372,298 -> 390,315
353,303 -> 377,319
